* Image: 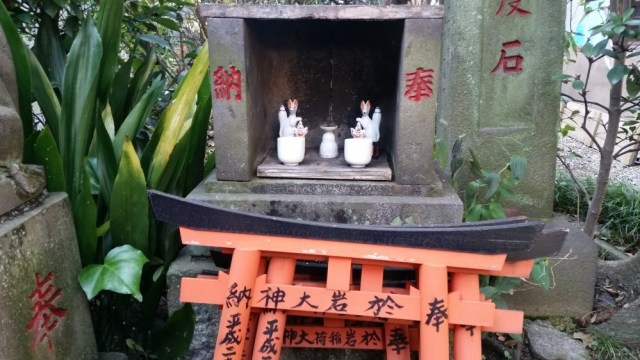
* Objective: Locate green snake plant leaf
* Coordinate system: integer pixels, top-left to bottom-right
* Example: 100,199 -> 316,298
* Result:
127,47 -> 157,112
109,58 -> 134,128
33,15 -> 66,90
78,244 -> 149,301
113,76 -> 165,162
181,86 -> 212,195
34,127 -> 65,192
111,139 -> 149,255
95,117 -> 117,207
95,0 -> 124,103
59,19 -> 102,197
163,77 -> 212,196
27,48 -> 61,138
147,43 -> 209,189
0,1 -> 33,136
73,163 -> 97,265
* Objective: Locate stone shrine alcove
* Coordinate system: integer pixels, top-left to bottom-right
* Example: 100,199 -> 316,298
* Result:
196,5 -> 463,225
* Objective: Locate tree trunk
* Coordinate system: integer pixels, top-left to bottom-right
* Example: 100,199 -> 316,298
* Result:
583,1 -> 628,237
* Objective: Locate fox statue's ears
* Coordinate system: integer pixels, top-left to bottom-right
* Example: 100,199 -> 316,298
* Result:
293,99 -> 298,107
360,100 -> 371,111
287,99 -> 298,108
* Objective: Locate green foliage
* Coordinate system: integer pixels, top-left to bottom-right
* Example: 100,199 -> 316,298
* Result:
79,245 -> 150,302
555,171 -> 640,251
449,140 -> 526,222
2,1 -> 212,357
587,331 -> 640,360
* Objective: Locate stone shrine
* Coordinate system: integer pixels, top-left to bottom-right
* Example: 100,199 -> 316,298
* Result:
190,5 -> 463,225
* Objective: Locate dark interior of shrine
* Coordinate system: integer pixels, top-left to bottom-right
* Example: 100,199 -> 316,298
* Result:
244,19 -> 404,162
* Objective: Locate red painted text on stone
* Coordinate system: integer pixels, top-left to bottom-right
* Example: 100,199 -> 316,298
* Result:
26,272 -> 67,352
404,68 -> 434,102
491,40 -> 524,74
213,66 -> 242,102
496,0 -> 531,16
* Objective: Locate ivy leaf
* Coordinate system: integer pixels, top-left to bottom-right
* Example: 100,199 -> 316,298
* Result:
509,155 -> 528,182
531,258 -> 550,290
78,244 -> 149,301
483,172 -> 501,200
607,64 -> 630,85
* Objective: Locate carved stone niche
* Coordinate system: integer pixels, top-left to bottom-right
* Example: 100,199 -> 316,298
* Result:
195,5 -> 462,225
205,5 -> 443,186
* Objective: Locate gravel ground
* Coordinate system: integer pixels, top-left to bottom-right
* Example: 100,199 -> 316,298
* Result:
557,137 -> 640,188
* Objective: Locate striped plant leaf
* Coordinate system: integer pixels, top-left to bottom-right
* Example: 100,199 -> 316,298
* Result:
59,19 -> 102,197
146,43 -> 209,189
113,76 -> 165,162
34,127 -> 65,192
74,163 -> 98,265
111,139 -> 149,256
27,48 -> 61,139
95,0 -> 124,103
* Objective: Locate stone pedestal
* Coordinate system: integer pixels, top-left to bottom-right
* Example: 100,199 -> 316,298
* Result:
189,165 -> 462,226
0,193 -> 98,359
505,218 -> 597,319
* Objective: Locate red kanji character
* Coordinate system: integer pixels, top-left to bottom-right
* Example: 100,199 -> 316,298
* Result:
496,0 -> 531,16
26,273 -> 68,352
491,40 -> 524,74
404,68 -> 435,102
213,66 -> 242,102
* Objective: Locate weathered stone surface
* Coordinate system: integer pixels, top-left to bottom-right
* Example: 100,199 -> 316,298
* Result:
190,168 -> 462,225
437,0 -> 566,218
525,320 -> 591,360
208,18 -> 253,181
393,18 -> 442,185
0,193 -> 97,360
0,164 -> 47,217
505,218 -> 597,318
592,297 -> 640,348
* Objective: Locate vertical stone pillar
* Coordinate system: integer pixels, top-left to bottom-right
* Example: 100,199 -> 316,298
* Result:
394,18 -> 443,185
207,18 -> 253,181
438,0 -> 566,218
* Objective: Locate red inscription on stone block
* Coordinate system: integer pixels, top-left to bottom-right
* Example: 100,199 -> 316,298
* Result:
491,40 -> 524,74
496,0 -> 531,16
213,66 -> 242,102
404,68 -> 434,102
26,272 -> 67,352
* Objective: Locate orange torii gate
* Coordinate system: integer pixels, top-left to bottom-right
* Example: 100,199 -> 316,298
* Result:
149,191 -> 567,360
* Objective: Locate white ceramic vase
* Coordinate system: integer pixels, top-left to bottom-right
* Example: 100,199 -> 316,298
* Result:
277,137 -> 305,166
344,138 -> 373,168
319,125 -> 339,158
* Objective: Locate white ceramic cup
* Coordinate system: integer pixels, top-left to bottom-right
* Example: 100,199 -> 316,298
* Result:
344,138 -> 373,168
277,136 -> 305,166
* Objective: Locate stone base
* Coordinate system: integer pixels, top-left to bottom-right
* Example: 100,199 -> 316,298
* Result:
505,218 -> 597,319
0,192 -> 97,360
188,166 -> 462,226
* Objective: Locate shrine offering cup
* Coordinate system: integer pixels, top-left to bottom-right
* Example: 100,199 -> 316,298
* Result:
277,136 -> 305,166
344,138 -> 373,168
319,125 -> 339,158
